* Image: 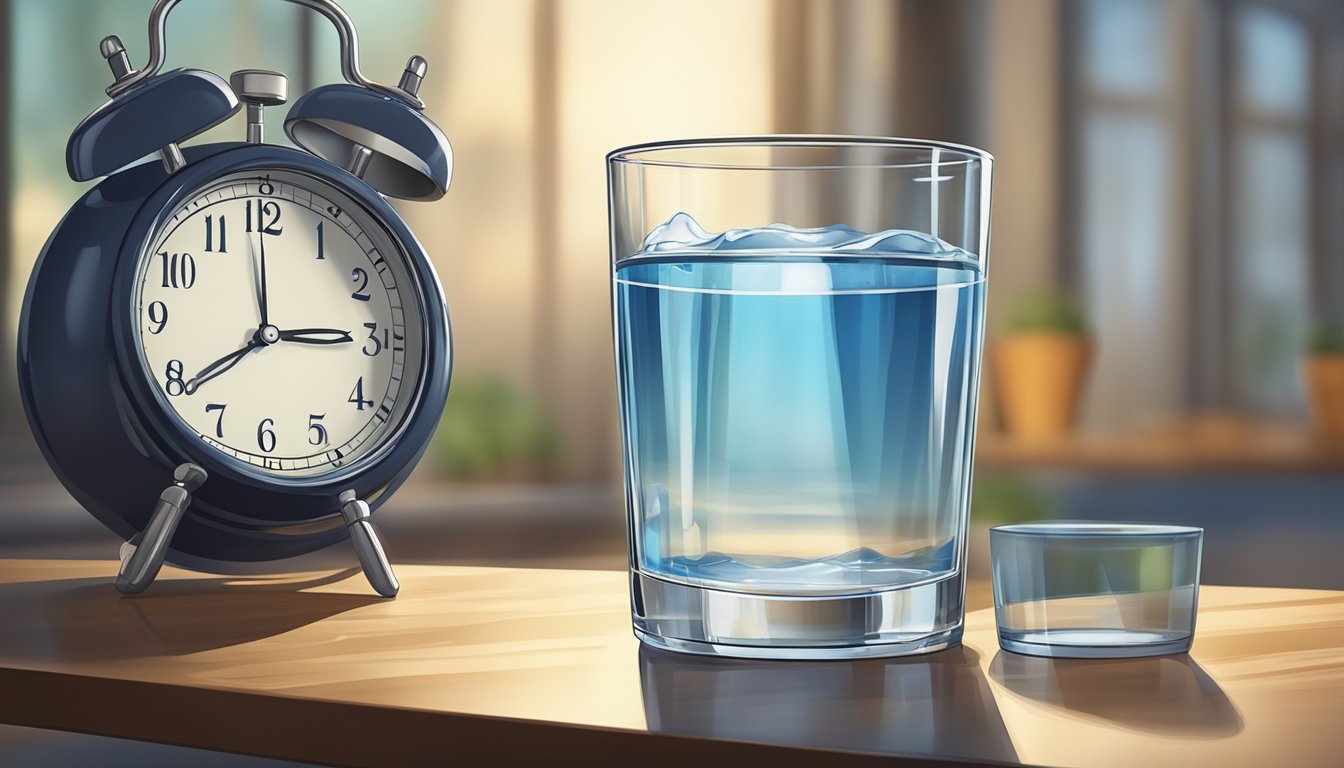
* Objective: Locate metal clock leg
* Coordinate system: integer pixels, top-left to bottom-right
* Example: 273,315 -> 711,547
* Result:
115,463 -> 208,594
339,490 -> 400,598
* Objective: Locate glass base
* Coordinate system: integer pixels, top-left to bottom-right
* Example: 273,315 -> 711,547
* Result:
630,570 -> 965,660
998,629 -> 1193,659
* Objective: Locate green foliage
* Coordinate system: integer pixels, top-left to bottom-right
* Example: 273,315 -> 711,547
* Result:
432,374 -> 560,481
1003,290 -> 1088,334
971,471 -> 1057,525
1308,325 -> 1344,355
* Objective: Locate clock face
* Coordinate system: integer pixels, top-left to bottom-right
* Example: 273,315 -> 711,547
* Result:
133,169 -> 425,478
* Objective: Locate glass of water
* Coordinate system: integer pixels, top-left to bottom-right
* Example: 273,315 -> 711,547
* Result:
608,137 -> 993,658
991,523 -> 1204,658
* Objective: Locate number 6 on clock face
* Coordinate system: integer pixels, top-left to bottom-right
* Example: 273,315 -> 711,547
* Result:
134,169 -> 425,477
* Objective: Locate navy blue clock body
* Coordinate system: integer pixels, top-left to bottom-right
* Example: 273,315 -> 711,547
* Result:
17,142 -> 451,570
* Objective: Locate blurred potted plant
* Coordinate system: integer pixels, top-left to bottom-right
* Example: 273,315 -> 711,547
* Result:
966,471 -> 1057,578
1305,325 -> 1344,442
990,290 -> 1092,439
433,374 -> 560,482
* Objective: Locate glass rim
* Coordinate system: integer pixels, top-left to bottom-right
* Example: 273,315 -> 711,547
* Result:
607,134 -> 994,171
990,522 -> 1203,538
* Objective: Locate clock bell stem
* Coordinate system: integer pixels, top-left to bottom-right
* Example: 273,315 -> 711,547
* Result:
157,143 -> 186,174
229,70 -> 288,145
347,144 -> 373,178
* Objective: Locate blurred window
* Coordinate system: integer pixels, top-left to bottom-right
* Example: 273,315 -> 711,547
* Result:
1230,5 -> 1312,413
1082,0 -> 1169,97
1237,6 -> 1310,117
1331,40 -> 1344,311
6,0 -> 306,364
1071,0 -> 1333,421
1075,0 -> 1184,429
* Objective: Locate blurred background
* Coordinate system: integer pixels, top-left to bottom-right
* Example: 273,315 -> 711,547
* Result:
2,0 -> 1343,592
1,0 -> 1342,761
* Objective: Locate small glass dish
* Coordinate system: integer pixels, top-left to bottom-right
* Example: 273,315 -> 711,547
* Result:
990,522 -> 1203,658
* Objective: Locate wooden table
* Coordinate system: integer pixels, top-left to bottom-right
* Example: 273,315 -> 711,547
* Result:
0,560 -> 1340,767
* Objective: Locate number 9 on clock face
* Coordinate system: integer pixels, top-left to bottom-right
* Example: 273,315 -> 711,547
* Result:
134,170 -> 426,476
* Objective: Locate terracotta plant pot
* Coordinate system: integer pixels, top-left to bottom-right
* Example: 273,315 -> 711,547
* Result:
990,332 -> 1092,439
1304,355 -> 1344,442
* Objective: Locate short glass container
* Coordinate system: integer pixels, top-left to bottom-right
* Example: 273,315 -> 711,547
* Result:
990,522 -> 1203,658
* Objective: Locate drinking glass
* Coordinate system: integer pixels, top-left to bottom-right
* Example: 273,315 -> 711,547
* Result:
991,522 -> 1204,658
608,137 -> 993,658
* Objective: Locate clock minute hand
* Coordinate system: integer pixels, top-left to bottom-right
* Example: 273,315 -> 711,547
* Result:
247,229 -> 270,326
184,339 -> 263,395
277,328 -> 354,345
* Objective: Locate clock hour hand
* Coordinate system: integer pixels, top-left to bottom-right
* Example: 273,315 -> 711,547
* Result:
182,326 -> 349,394
277,328 -> 354,345
184,339 -> 263,395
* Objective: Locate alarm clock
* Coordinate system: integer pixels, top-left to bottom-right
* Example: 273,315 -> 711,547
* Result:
17,0 -> 453,597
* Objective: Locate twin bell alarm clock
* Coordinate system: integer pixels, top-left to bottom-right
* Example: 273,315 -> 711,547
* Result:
17,0 -> 453,597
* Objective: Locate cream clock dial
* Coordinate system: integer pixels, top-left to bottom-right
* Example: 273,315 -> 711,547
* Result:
134,170 -> 424,477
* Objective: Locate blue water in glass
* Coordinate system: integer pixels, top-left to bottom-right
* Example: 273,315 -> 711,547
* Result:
615,216 -> 985,596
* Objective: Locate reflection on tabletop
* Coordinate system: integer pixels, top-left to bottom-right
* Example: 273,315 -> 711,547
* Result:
989,652 -> 1241,735
0,569 -> 376,662
969,586 -> 1344,767
639,643 -> 1017,764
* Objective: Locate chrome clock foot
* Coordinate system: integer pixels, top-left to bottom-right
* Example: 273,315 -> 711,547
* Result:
115,463 -> 207,594
339,489 -> 399,598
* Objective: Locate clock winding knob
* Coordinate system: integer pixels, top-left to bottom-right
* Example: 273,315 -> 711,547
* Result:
229,69 -> 288,144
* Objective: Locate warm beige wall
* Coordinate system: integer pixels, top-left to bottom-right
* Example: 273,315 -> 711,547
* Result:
402,0 -> 1080,479
983,0 -> 1062,315
402,0 -> 543,393
980,0 -> 1064,429
411,0 -> 1069,478
551,0 -> 778,482
407,0 -> 778,483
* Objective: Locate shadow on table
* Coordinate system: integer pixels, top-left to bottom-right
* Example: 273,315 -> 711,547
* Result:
639,645 -> 1018,764
988,651 -> 1243,736
0,569 -> 380,662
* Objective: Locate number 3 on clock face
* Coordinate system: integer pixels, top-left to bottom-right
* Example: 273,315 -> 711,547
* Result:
134,170 -> 424,477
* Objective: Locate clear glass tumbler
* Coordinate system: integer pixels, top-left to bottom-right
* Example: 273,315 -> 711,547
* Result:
608,137 -> 993,658
991,523 -> 1204,658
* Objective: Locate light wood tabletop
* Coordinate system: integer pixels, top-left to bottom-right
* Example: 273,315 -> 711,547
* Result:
0,560 -> 1340,767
